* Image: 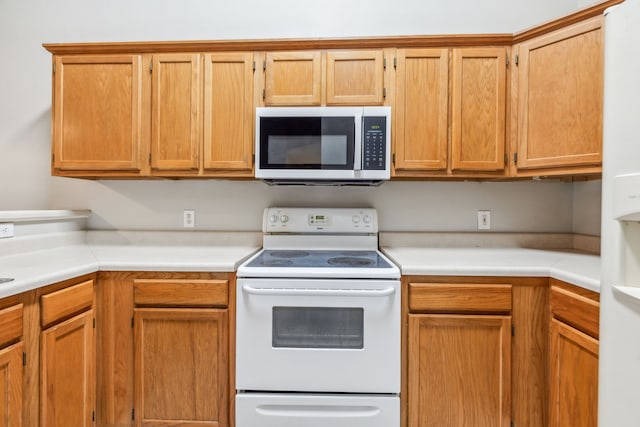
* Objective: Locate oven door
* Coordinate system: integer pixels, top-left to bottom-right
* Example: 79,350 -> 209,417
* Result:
236,278 -> 400,393
236,393 -> 399,427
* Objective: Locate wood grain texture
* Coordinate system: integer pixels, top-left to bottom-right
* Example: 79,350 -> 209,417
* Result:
134,308 -> 228,427
150,54 -> 201,172
408,314 -> 511,427
517,17 -> 603,171
550,284 -> 599,339
326,50 -> 384,105
393,48 -> 449,173
549,318 -> 598,427
40,310 -> 95,427
40,279 -> 94,328
53,55 -> 143,171
0,304 -> 23,348
133,279 -> 229,307
0,342 -> 23,427
203,52 -> 254,174
451,48 -> 506,171
512,284 -> 549,427
409,283 -> 512,313
21,290 -> 40,427
264,51 -> 322,105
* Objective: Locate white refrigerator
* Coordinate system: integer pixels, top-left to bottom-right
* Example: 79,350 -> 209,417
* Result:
600,0 -> 640,425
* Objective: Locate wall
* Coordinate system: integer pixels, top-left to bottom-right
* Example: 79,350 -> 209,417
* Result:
1,0 -> 598,234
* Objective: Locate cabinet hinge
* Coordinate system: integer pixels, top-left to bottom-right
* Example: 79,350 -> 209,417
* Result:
262,89 -> 266,100
383,58 -> 387,70
263,60 -> 266,71
51,153 -> 55,164
504,153 -> 508,165
149,153 -> 152,164
383,87 -> 386,99
393,57 -> 397,69
392,153 -> 396,166
506,56 -> 509,67
92,411 -> 95,422
513,152 -> 518,165
53,62 -> 56,74
22,352 -> 26,366
132,408 -> 135,421
252,153 -> 255,165
252,61 -> 256,72
131,317 -> 134,328
511,421 -> 515,427
512,325 -> 515,336
93,318 -> 96,329
515,54 -> 519,66
149,60 -> 153,73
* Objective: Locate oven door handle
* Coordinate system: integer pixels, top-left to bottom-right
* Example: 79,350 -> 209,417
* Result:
242,285 -> 396,297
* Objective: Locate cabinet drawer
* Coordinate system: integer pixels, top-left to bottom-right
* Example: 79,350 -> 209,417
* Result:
550,285 -> 599,338
133,279 -> 229,307
0,303 -> 23,347
409,283 -> 512,313
41,280 -> 94,328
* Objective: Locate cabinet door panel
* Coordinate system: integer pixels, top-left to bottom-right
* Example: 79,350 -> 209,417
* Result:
394,49 -> 449,172
40,310 -> 95,427
408,314 -> 511,427
151,54 -> 201,171
134,308 -> 228,427
203,53 -> 254,173
264,51 -> 321,105
451,48 -> 506,171
517,17 -> 603,170
0,342 -> 23,427
53,55 -> 143,171
549,318 -> 598,427
326,50 -> 384,105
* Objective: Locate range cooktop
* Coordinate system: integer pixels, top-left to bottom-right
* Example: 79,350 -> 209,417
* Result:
244,250 -> 394,269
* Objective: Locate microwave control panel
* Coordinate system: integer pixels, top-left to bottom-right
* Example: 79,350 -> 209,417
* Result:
362,116 -> 387,170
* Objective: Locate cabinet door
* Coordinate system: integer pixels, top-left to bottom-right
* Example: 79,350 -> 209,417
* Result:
516,17 -> 603,171
40,310 -> 95,427
326,50 -> 384,105
549,318 -> 598,427
0,342 -> 23,427
150,54 -> 201,172
264,51 -> 322,105
393,49 -> 449,172
134,308 -> 228,427
451,48 -> 507,171
53,55 -> 143,171
408,314 -> 511,427
203,53 -> 254,174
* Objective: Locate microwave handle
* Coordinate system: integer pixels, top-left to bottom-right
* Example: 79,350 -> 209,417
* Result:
354,115 -> 363,171
242,285 -> 395,298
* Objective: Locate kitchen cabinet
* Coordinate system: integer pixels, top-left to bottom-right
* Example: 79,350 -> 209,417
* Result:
96,272 -> 234,427
39,279 -> 95,427
549,280 -> 599,427
407,282 -> 512,427
514,16 -> 603,177
263,50 -> 386,106
52,55 -> 144,175
0,298 -> 24,427
393,47 -> 507,177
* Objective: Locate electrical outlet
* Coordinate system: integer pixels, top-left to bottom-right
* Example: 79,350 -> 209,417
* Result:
183,210 -> 195,228
0,223 -> 14,239
477,211 -> 491,230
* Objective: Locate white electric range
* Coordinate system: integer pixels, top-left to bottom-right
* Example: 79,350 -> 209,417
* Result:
235,207 -> 400,427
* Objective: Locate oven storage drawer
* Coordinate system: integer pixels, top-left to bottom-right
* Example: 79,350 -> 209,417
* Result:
236,393 -> 399,427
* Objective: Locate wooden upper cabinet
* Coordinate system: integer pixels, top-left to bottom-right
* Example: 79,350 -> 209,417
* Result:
53,55 -> 143,172
326,50 -> 385,105
203,52 -> 254,174
516,17 -> 603,173
451,48 -> 507,171
150,54 -> 201,172
393,48 -> 449,172
264,51 -> 322,106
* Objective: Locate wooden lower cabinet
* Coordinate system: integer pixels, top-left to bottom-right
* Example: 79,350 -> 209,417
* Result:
408,314 -> 511,427
0,341 -> 23,427
134,308 -> 228,427
40,310 -> 95,427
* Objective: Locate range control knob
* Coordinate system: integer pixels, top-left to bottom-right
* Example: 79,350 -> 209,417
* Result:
280,215 -> 289,223
363,215 -> 372,224
352,215 -> 361,224
269,214 -> 279,223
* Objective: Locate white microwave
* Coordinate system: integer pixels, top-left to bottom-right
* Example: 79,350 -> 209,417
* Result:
255,106 -> 391,185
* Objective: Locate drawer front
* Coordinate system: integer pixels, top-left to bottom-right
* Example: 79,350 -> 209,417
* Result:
41,280 -> 94,328
133,279 -> 229,307
550,285 -> 599,338
0,303 -> 23,347
409,283 -> 512,313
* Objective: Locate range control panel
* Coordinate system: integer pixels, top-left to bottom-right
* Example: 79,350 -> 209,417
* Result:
264,208 -> 377,233
362,116 -> 387,171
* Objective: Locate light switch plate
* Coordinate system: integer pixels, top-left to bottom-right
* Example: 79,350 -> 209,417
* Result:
477,211 -> 491,230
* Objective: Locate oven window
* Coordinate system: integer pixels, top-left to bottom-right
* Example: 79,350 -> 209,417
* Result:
272,307 -> 364,349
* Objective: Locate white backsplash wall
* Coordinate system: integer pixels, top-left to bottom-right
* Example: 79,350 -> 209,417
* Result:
47,178 -> 575,232
1,0 -> 597,235
573,180 -> 602,236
